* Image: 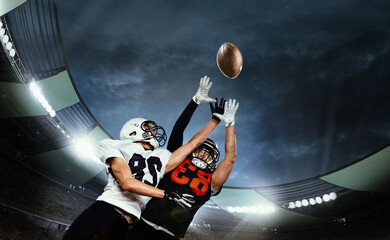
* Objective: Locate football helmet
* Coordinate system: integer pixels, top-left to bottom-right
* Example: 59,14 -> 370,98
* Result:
119,118 -> 167,149
190,138 -> 220,171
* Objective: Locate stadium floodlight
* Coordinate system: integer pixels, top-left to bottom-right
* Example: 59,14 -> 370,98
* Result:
329,192 -> 337,200
45,105 -> 52,112
265,205 -> 275,213
288,202 -> 295,209
241,207 -> 249,213
74,137 -> 103,165
295,200 -> 302,208
9,48 -> 15,57
0,28 -> 4,37
257,205 -> 265,213
235,207 -> 243,213
6,42 -> 12,50
41,99 -> 49,108
29,82 -> 39,93
302,199 -> 309,206
227,205 -> 275,214
316,196 -> 323,204
2,34 -> 9,44
37,94 -> 45,103
250,206 -> 257,213
323,194 -> 330,202
255,205 -> 275,214
31,86 -> 42,98
309,198 -> 316,205
50,110 -> 56,117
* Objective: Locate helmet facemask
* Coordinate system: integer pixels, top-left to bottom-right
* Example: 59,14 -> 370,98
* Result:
140,120 -> 167,149
190,139 -> 220,171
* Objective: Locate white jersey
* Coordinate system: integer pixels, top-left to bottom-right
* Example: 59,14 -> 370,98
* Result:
96,139 -> 171,220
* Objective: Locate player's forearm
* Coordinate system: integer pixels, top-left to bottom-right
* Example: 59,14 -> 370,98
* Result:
188,119 -> 219,147
224,126 -> 237,163
211,126 -> 237,190
167,99 -> 198,152
122,178 -> 164,198
166,119 -> 219,173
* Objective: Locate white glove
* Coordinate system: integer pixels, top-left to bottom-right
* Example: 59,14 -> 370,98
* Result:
192,76 -> 216,104
164,191 -> 195,208
213,99 -> 239,127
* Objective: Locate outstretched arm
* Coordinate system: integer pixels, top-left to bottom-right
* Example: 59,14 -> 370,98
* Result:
165,118 -> 220,173
211,126 -> 236,191
212,99 -> 239,191
167,76 -> 216,152
167,100 -> 198,152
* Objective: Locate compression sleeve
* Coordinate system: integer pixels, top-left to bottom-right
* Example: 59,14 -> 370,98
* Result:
167,100 -> 198,152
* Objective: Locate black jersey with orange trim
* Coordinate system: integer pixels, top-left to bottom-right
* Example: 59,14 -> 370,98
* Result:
141,158 -> 221,238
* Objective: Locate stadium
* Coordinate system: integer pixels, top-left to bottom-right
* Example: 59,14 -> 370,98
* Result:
1,0 -> 390,239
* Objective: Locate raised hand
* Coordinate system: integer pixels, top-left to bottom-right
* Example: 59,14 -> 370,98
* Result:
164,191 -> 195,208
213,99 -> 239,127
192,76 -> 216,104
210,97 -> 225,122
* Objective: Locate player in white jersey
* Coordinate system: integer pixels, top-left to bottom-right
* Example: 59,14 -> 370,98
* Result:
63,77 -> 217,240
96,137 -> 172,221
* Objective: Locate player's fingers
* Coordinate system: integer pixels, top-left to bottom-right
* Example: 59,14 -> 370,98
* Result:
210,102 -> 215,111
206,97 -> 216,103
203,76 -> 209,85
180,199 -> 191,208
207,81 -> 212,90
182,194 -> 195,202
220,97 -> 225,108
227,99 -> 232,108
200,76 -> 205,85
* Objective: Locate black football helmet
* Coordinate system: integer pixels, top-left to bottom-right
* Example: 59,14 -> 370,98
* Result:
190,138 -> 220,171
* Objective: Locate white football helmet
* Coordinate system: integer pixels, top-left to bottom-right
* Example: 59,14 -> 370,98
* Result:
119,118 -> 167,149
190,138 -> 220,171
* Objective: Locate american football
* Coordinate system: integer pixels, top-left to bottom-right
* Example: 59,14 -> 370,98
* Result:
216,42 -> 243,79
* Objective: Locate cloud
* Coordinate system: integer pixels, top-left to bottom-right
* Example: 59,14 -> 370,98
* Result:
55,0 -> 390,186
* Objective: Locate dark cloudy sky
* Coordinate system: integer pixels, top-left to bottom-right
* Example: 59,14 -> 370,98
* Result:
55,0 -> 390,187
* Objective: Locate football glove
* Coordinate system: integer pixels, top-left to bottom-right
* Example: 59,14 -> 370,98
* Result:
192,76 -> 216,104
164,191 -> 195,208
209,97 -> 225,122
213,99 -> 239,127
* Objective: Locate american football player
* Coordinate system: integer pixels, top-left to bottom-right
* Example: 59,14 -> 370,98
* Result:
126,77 -> 239,239
63,76 -> 219,240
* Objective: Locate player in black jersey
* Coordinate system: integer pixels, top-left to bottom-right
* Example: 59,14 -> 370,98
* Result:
126,76 -> 239,239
